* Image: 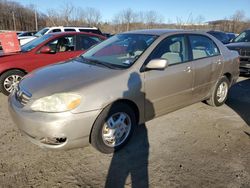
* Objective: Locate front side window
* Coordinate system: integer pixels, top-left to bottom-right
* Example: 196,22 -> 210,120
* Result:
21,34 -> 53,52
148,35 -> 189,65
80,34 -> 158,68
44,36 -> 75,53
189,35 -> 220,60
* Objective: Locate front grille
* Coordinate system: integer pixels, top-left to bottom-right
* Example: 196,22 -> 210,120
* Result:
15,86 -> 32,105
239,49 -> 250,57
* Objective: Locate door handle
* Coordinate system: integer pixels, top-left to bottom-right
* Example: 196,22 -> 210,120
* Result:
184,66 -> 192,73
216,59 -> 222,65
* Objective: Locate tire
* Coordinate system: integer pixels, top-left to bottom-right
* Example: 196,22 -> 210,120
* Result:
90,103 -> 136,154
206,76 -> 229,107
0,70 -> 25,96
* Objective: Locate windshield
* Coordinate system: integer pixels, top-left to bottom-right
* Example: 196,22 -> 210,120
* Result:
35,28 -> 49,37
233,30 -> 250,43
21,34 -> 53,52
80,34 -> 158,68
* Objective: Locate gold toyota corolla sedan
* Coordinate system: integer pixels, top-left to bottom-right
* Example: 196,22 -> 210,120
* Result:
9,29 -> 239,153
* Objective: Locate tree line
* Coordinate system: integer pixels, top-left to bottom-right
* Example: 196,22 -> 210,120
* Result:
0,0 -> 249,34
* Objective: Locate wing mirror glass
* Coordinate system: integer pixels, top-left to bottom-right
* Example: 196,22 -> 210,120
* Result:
40,46 -> 53,54
145,59 -> 168,71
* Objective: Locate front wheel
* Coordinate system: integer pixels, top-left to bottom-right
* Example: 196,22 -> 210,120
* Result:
206,76 -> 229,107
90,103 -> 136,153
0,70 -> 25,96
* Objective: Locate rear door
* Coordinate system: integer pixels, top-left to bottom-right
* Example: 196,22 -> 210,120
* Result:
188,34 -> 223,101
144,35 -> 194,119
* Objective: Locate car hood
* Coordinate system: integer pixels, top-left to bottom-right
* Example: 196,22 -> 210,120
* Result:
226,42 -> 250,50
0,51 -> 21,58
19,59 -> 121,99
18,36 -> 36,40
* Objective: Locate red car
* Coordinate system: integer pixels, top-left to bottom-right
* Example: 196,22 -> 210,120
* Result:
0,32 -> 106,95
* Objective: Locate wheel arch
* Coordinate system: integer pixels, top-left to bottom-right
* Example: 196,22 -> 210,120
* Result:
223,72 -> 232,85
89,98 -> 140,144
0,68 -> 27,77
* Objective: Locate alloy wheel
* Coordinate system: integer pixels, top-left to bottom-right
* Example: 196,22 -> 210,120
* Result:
102,112 -> 132,147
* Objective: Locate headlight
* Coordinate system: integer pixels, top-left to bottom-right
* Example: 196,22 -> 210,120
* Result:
31,93 -> 81,112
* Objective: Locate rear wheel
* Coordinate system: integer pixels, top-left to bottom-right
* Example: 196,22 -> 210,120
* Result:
90,103 -> 136,153
0,70 -> 25,96
206,76 -> 229,107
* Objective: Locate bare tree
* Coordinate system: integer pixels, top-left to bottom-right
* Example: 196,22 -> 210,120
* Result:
46,9 -> 60,26
121,8 -> 137,31
145,10 -> 163,28
195,15 -> 205,25
0,0 -> 47,31
83,7 -> 101,26
231,10 -> 246,33
176,17 -> 184,29
60,3 -> 75,26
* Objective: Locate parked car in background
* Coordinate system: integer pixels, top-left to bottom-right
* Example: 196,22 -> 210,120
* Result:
0,41 -> 2,55
103,32 -> 114,38
226,32 -> 237,42
207,30 -> 230,44
18,31 -> 37,46
19,26 -> 103,46
9,29 -> 239,153
18,31 -> 37,37
0,32 -> 106,95
226,29 -> 250,75
0,43 -> 2,55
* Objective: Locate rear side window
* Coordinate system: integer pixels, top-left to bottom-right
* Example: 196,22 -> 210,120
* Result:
64,29 -> 76,32
79,29 -> 102,35
78,35 -> 102,50
189,35 -> 220,60
51,29 -> 61,33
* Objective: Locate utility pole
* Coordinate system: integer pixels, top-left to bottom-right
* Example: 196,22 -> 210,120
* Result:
35,9 -> 38,31
12,12 -> 16,31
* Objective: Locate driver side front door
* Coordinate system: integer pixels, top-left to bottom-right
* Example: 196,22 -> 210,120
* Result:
144,35 -> 194,119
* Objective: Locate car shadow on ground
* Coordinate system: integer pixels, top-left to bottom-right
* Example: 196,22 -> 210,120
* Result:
105,123 -> 149,188
105,72 -> 154,188
226,78 -> 250,127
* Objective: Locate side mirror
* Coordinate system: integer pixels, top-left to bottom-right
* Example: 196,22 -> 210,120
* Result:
145,59 -> 168,71
40,46 -> 53,54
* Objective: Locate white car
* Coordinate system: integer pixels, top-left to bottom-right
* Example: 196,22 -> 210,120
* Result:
18,26 -> 103,46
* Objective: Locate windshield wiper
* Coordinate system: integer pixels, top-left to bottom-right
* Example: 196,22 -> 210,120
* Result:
76,56 -> 120,69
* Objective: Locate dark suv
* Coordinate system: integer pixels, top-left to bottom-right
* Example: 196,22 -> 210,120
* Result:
207,30 -> 230,44
226,29 -> 250,75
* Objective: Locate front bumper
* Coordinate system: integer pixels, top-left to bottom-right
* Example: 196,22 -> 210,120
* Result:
8,94 -> 101,150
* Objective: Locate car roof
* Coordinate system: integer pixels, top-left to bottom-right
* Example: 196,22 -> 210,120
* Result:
43,26 -> 99,30
48,31 -> 105,38
123,29 -> 210,36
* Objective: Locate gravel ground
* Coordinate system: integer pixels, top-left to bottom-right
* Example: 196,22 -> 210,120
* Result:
0,77 -> 249,188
